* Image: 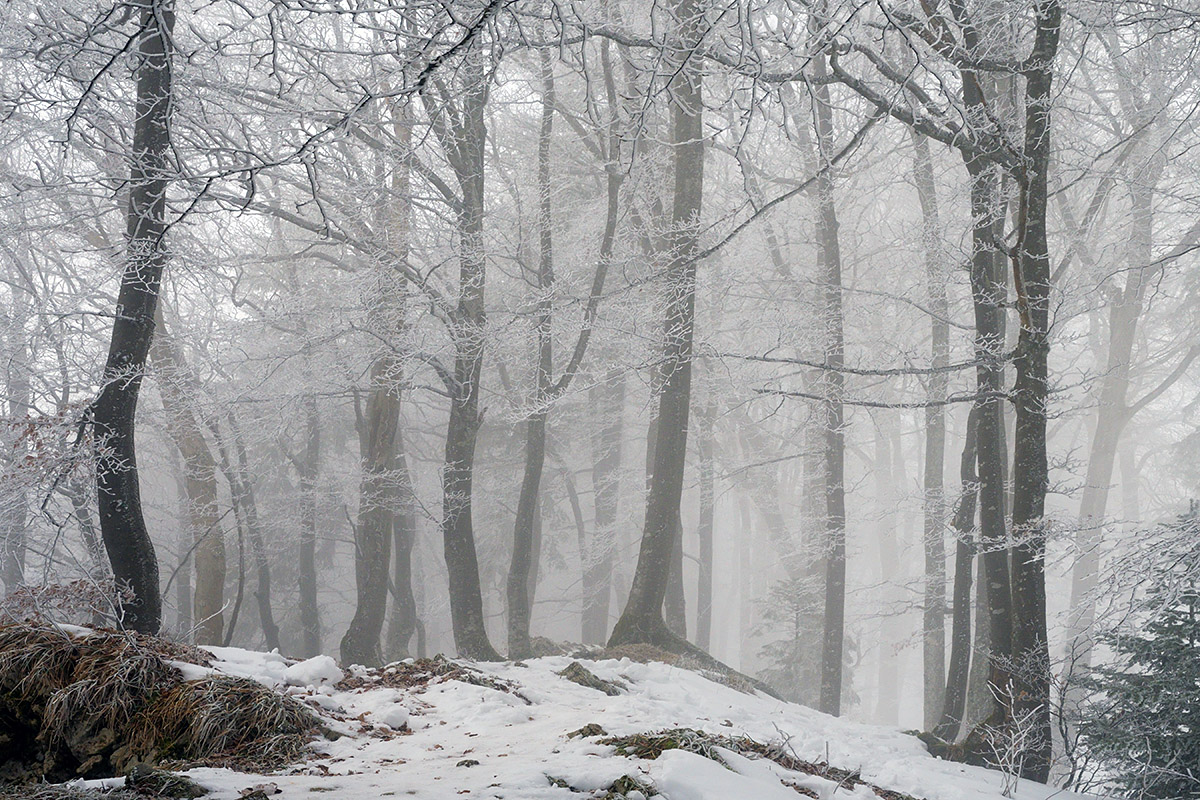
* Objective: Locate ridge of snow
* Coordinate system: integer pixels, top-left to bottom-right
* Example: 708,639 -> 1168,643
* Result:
155,648 -> 1097,800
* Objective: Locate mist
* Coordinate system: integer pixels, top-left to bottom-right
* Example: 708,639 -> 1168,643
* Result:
1,0 -> 1198,793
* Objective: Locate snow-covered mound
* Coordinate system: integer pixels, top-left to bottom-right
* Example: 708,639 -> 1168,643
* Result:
112,647 -> 1095,799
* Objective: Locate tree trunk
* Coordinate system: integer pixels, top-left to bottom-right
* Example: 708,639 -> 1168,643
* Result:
873,425 -> 901,726
341,101 -> 412,662
341,348 -> 401,666
912,131 -> 948,730
583,370 -> 624,644
228,415 -> 281,653
92,0 -> 175,634
1008,3 -> 1062,780
936,407 -> 979,740
506,39 -> 556,660
150,307 -> 224,646
609,0 -> 703,649
1,281 -> 30,594
295,394 -> 322,658
696,397 -> 716,651
384,448 -> 418,662
964,152 -> 1013,719
812,48 -> 848,719
665,519 -> 687,640
432,55 -> 501,661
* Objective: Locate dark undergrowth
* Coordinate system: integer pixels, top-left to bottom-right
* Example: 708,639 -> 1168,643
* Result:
0,622 -> 321,786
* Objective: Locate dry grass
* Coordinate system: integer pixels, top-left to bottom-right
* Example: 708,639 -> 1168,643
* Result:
599,727 -> 928,800
0,788 -> 147,800
557,661 -> 624,696
337,655 -> 529,703
127,676 -> 319,770
0,622 -> 319,783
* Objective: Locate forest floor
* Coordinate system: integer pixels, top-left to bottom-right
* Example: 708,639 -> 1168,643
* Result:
6,628 -> 1093,800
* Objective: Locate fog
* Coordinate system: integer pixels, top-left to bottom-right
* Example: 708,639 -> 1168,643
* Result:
1,0 -> 1198,790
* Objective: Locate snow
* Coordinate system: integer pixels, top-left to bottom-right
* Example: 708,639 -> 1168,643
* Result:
168,660 -> 216,682
202,645 -> 290,687
282,654 -> 344,688
651,749 -> 798,800
107,647 -> 1101,800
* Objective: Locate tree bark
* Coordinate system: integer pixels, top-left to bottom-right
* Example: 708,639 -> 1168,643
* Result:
294,394 -> 322,658
506,39 -> 557,660
608,0 -> 703,649
384,444 -> 418,662
695,397 -> 716,651
92,0 -> 175,634
341,347 -> 401,666
228,414 -> 281,653
1,280 -> 31,594
1008,2 -> 1062,781
429,53 -> 501,661
812,47 -> 848,719
912,131 -> 948,730
341,93 -> 412,663
583,370 -> 624,644
936,406 -> 979,741
964,151 -> 1013,719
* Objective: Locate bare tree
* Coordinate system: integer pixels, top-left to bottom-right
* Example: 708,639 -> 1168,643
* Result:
92,0 -> 177,633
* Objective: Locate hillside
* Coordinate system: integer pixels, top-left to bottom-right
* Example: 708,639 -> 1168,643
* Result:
24,632 -> 1094,800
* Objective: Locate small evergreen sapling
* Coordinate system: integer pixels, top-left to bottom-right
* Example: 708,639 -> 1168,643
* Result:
1080,511 -> 1200,799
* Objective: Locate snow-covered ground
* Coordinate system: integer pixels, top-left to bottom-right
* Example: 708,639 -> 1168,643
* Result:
82,647 -> 1094,800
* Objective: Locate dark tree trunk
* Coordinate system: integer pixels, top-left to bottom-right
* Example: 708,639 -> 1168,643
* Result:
341,349 -> 401,666
936,407 -> 979,741
385,446 -> 419,662
430,55 -> 501,661
295,394 -> 322,658
379,97 -> 419,665
92,0 -> 175,633
912,131 -> 948,730
341,112 -> 411,663
609,0 -> 703,649
509,32 -> 623,653
229,415 -> 281,653
583,370 -> 624,644
665,519 -> 687,640
506,40 -> 556,659
812,48 -> 848,719
964,153 -> 1013,717
1008,3 -> 1062,780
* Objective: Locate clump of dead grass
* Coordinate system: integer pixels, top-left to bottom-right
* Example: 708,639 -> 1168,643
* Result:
127,675 -> 319,770
557,661 -> 624,696
0,622 -> 319,783
337,655 -> 530,703
599,727 -> 927,800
